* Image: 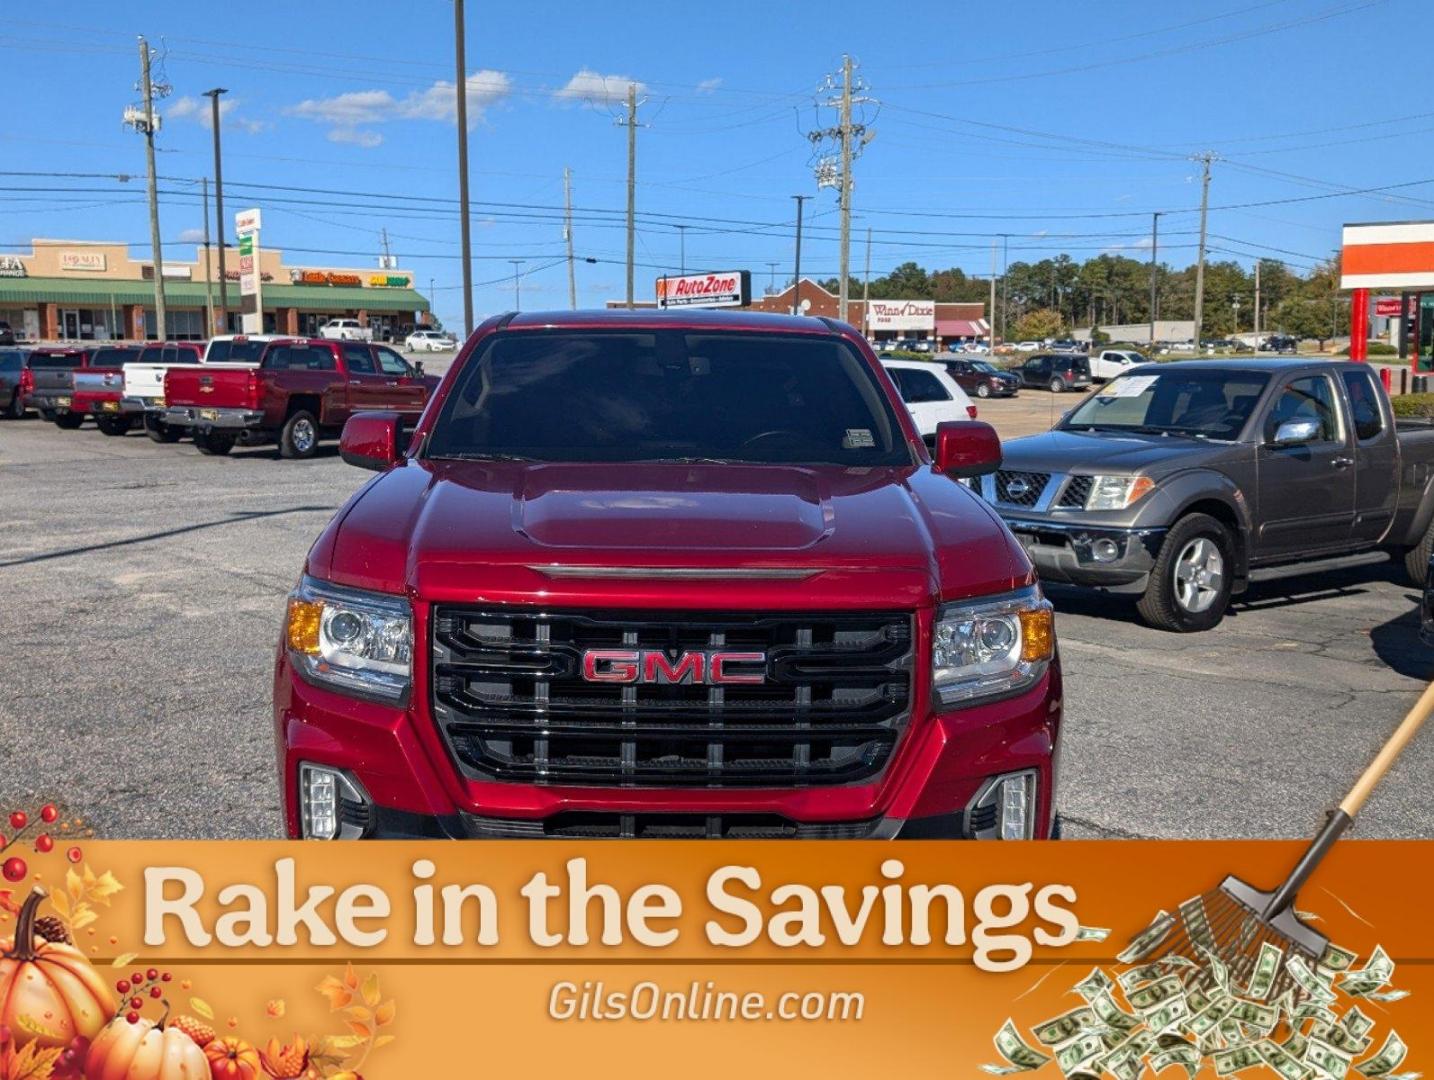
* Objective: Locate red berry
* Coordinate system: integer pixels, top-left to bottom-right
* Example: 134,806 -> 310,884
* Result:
35,834 -> 53,853
146,968 -> 158,981
8,812 -> 26,831
40,805 -> 58,824
149,986 -> 162,999
116,980 -> 130,994
131,972 -> 143,985
66,846 -> 82,864
129,997 -> 143,1010
161,972 -> 172,982
2,857 -> 26,882
125,1012 -> 139,1025
0,834 -> 7,849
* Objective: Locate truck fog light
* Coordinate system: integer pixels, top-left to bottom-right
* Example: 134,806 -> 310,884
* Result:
1092,538 -> 1120,562
298,763 -> 370,840
967,769 -> 1039,839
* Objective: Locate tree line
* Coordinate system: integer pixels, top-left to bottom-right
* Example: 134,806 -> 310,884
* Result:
819,251 -> 1354,343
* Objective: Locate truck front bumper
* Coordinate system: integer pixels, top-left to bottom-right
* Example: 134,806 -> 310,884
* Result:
163,405 -> 264,432
273,652 -> 1063,841
1000,516 -> 1166,592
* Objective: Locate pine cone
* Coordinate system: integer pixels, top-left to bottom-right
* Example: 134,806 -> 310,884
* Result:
33,915 -> 70,944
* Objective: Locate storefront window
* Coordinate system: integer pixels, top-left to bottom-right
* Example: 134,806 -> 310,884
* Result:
1419,294 -> 1434,373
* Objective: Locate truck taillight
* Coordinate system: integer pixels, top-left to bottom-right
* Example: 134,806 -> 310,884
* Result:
19,367 -> 33,394
247,368 -> 259,407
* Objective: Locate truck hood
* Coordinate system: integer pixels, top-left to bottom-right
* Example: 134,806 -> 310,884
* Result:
1000,428 -> 1222,474
315,459 -> 1028,608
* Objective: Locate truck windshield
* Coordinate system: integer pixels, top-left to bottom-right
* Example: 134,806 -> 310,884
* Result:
426,330 -> 912,466
1061,370 -> 1270,441
206,339 -> 267,363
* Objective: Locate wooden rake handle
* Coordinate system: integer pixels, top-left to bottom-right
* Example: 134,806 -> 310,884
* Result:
1339,676 -> 1434,818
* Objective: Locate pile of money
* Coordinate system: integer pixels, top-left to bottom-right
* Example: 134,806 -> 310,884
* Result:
982,905 -> 1416,1079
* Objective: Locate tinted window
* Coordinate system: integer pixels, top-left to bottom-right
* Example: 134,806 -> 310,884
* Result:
428,330 -> 910,466
375,346 -> 409,376
89,347 -> 140,366
342,344 -> 377,373
263,345 -> 337,372
1266,376 -> 1339,442
1341,369 -> 1384,441
29,351 -> 85,369
138,345 -> 165,364
1063,370 -> 1270,441
891,367 -> 951,404
0,351 -> 22,372
207,339 -> 267,363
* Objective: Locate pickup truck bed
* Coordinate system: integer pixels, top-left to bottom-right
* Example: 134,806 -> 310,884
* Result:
25,348 -> 91,428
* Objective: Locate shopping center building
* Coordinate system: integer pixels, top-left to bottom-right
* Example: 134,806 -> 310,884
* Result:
0,239 -> 430,342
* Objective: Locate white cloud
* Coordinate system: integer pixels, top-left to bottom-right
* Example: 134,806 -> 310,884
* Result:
553,69 -> 646,107
176,226 -> 206,243
695,77 -> 722,95
166,94 -> 269,134
285,70 -> 510,144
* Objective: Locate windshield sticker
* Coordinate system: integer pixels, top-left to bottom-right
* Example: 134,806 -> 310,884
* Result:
843,428 -> 876,449
1100,374 -> 1160,398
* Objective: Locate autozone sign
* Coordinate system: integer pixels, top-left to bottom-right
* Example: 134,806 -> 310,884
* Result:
867,299 -> 936,331
655,270 -> 751,308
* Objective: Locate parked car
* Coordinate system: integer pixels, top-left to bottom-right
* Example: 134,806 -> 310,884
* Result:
1013,341 -> 1041,352
25,347 -> 92,428
1014,352 -> 1092,393
978,359 -> 1434,632
275,308 -> 1059,841
0,321 -> 14,346
880,358 -> 979,445
1050,339 -> 1083,352
943,357 -> 1019,399
1259,335 -> 1299,354
70,345 -> 145,436
163,338 -> 437,458
318,319 -> 372,343
404,329 -> 450,353
1089,348 -> 1146,382
0,347 -> 29,418
119,342 -> 208,441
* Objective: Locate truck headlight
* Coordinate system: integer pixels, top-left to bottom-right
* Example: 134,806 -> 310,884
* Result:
285,576 -> 411,702
932,586 -> 1054,706
1085,474 -> 1155,511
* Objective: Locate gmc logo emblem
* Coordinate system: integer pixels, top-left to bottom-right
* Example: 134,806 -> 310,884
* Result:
581,649 -> 766,685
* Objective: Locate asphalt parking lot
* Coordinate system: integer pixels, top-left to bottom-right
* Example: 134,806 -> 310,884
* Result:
2,369 -> 1432,840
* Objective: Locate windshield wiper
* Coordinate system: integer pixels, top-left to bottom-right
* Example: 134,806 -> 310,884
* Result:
429,451 -> 537,462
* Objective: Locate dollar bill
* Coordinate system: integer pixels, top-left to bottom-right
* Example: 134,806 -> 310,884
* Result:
1228,999 -> 1278,1034
1075,925 -> 1111,942
1119,962 -> 1170,992
1056,1033 -> 1106,1076
986,1019 -> 1052,1074
1073,967 -> 1114,1002
1186,997 -> 1237,1039
1128,974 -> 1184,1014
1320,943 -> 1358,973
1179,895 -> 1217,952
1343,1007 -> 1375,1040
1118,911 -> 1175,965
1307,1037 -> 1354,1080
1356,1032 -> 1407,1078
1200,945 -> 1232,994
1363,989 -> 1409,1004
1187,986 -> 1212,1015
1246,941 -> 1284,1001
1283,1031 -> 1310,1060
1340,946 -> 1394,996
1146,996 -> 1191,1034
1258,1039 -> 1313,1080
1288,955 -> 1339,1005
1033,1006 -> 1098,1047
1214,1044 -> 1264,1075
1311,1021 -> 1373,1057
1151,1043 -> 1201,1079
1090,990 -> 1140,1034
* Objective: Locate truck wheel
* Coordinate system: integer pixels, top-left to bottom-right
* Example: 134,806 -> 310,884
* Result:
280,410 -> 319,459
3,394 -> 22,419
1136,513 -> 1234,633
53,413 -> 84,430
193,430 -> 235,456
96,416 -> 133,437
1403,519 -> 1434,585
975,383 -> 991,398
1049,377 -> 1066,393
144,415 -> 182,443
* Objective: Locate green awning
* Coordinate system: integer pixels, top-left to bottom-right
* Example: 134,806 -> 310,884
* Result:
0,276 -> 428,313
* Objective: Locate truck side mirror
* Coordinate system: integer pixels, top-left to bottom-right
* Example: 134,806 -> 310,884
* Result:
1270,418 -> 1321,447
932,420 -> 1001,478
341,410 -> 406,471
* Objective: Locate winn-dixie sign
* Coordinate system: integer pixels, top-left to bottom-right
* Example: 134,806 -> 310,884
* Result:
868,299 -> 936,331
655,270 -> 751,309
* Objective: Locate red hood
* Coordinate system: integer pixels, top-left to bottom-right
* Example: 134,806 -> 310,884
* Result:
312,460 -> 1029,610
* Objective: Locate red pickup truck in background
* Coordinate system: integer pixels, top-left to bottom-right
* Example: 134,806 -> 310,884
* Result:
163,338 -> 438,457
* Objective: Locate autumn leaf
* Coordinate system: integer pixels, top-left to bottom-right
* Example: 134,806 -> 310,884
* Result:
342,1006 -> 371,1026
47,891 -> 69,920
189,997 -> 215,1021
65,869 -> 83,905
3,1041 -> 64,1080
360,972 -> 381,1008
344,1021 -> 372,1040
319,1035 -> 365,1053
373,1034 -> 396,1049
87,869 -> 124,905
265,999 -> 286,1019
373,1000 -> 395,1027
316,975 -> 353,1011
110,952 -> 138,968
70,908 -> 97,931
343,963 -> 359,990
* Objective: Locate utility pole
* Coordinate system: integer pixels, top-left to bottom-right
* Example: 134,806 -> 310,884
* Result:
380,227 -> 393,268
861,225 -> 872,340
765,261 -> 779,296
1192,152 -> 1216,347
1000,234 -> 1009,345
989,241 -> 998,348
621,82 -> 639,308
201,177 -> 214,335
806,56 -> 873,325
203,88 -> 228,335
563,166 -> 576,309
1149,211 -> 1161,348
837,55 -> 854,323
134,37 -> 168,341
508,259 -> 525,310
1253,259 -> 1261,341
453,0 -> 474,335
791,194 -> 809,315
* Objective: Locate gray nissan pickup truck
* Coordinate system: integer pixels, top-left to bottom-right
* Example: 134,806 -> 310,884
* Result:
977,358 -> 1434,631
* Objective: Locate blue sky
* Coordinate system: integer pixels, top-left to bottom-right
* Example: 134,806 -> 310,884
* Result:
4,0 -> 1431,326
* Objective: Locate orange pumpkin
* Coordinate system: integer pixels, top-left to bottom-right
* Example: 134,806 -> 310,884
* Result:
204,1036 -> 261,1080
0,888 -> 114,1050
85,1014 -> 208,1080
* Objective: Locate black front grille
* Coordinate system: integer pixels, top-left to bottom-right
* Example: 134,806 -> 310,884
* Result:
1056,475 -> 1094,509
431,607 -> 914,788
994,470 -> 1050,507
462,811 -> 886,839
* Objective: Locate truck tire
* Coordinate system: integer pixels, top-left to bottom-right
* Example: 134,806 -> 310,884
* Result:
193,430 -> 235,456
3,394 -> 22,419
1136,512 -> 1235,633
1049,376 -> 1066,393
53,413 -> 84,430
144,415 -> 182,443
96,416 -> 133,437
279,409 -> 319,459
1403,519 -> 1434,585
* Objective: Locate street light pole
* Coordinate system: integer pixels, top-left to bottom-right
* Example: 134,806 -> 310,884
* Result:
1149,211 -> 1161,348
508,259 -> 525,311
676,224 -> 687,276
453,0 -> 474,336
791,194 -> 809,316
203,88 -> 228,334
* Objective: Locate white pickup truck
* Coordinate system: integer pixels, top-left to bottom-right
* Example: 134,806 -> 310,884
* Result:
1089,348 -> 1148,381
123,334 -> 283,442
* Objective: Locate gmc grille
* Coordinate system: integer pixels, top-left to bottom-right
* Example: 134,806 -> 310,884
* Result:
430,607 -> 914,788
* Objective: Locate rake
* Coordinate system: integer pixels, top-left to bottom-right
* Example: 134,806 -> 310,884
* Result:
1129,678 -> 1434,1003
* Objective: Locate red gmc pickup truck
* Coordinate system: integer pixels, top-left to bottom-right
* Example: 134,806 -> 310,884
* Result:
274,310 -> 1062,841
163,337 -> 437,457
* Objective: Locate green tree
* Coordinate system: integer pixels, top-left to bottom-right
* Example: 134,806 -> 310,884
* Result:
1012,307 -> 1065,341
